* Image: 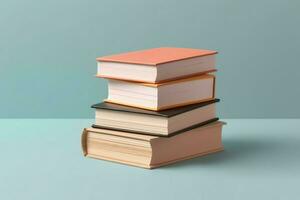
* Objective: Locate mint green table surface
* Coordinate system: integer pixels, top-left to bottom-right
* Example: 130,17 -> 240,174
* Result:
1,119 -> 299,200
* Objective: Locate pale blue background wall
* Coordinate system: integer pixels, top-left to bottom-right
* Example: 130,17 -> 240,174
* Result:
1,0 -> 299,118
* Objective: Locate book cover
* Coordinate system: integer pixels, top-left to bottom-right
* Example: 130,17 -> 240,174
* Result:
92,99 -> 220,117
91,118 -> 219,137
97,47 -> 217,65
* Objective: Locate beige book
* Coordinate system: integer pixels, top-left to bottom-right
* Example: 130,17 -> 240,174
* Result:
106,74 -> 216,111
81,121 -> 225,169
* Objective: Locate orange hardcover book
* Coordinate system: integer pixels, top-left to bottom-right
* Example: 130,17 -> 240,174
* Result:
96,47 -> 217,83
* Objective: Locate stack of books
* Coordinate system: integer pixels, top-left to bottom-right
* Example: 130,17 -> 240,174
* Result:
81,47 -> 225,169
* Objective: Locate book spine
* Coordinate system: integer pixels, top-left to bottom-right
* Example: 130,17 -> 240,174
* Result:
212,75 -> 216,98
81,129 -> 88,156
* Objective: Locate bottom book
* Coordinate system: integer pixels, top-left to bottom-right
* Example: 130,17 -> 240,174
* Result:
81,121 -> 225,169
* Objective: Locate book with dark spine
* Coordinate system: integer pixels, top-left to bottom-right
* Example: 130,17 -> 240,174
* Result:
92,99 -> 219,136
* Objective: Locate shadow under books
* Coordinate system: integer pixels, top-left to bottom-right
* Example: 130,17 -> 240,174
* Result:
163,132 -> 300,170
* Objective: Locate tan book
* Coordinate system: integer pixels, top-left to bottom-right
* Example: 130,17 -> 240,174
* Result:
81,121 -> 225,169
106,74 -> 216,111
96,47 -> 217,83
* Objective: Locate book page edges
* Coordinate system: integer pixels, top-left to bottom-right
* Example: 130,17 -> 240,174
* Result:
86,154 -> 152,169
149,121 -> 225,168
105,97 -> 216,111
85,127 -> 157,141
85,147 -> 223,169
150,147 -> 224,169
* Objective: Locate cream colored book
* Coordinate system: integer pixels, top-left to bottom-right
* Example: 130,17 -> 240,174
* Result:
105,74 -> 216,111
81,121 -> 225,169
